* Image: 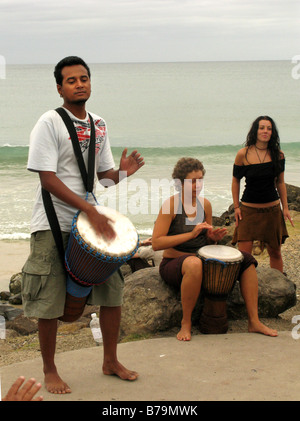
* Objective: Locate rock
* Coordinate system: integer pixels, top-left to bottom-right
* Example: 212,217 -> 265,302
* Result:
6,314 -> 38,335
8,293 -> 22,305
0,291 -> 11,301
0,297 -> 98,336
0,303 -> 9,315
286,183 -> 300,212
0,303 -> 23,321
121,267 -> 182,336
120,266 -> 297,337
9,273 -> 22,295
3,306 -> 24,321
257,267 -> 297,316
227,267 -> 297,319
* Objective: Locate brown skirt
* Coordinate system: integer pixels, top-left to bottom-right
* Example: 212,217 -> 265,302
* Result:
232,204 -> 288,251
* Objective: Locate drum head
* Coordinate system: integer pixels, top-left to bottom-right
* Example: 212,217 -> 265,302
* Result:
197,245 -> 243,263
76,205 -> 138,257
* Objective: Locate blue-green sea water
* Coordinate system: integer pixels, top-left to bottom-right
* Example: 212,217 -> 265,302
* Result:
1,61 -> 299,239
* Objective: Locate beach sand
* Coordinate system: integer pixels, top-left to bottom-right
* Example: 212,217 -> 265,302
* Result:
0,240 -> 30,291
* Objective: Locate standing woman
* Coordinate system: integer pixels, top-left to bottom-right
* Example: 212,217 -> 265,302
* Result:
232,116 -> 294,273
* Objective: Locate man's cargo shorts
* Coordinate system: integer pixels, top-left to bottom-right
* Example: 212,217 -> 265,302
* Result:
21,230 -> 124,319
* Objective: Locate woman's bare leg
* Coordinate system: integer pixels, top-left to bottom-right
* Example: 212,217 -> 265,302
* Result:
267,245 -> 283,272
238,240 -> 254,255
239,265 -> 278,337
178,256 -> 203,341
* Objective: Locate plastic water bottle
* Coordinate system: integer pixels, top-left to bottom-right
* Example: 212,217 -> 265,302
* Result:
90,313 -> 102,345
0,316 -> 5,340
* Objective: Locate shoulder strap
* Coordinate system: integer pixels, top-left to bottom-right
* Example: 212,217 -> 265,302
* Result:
87,112 -> 95,192
55,107 -> 95,192
41,187 -> 66,267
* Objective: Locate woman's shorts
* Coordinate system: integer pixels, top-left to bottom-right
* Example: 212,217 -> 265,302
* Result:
232,203 -> 289,250
159,250 -> 257,289
21,230 -> 124,319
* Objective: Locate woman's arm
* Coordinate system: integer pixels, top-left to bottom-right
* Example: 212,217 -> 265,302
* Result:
231,149 -> 245,226
231,177 -> 241,210
276,171 -> 294,227
151,196 -> 212,251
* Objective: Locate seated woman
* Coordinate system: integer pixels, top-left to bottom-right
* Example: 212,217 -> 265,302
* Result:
152,157 -> 278,341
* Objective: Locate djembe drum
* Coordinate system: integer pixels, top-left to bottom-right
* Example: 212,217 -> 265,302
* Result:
197,245 -> 243,334
59,205 -> 139,322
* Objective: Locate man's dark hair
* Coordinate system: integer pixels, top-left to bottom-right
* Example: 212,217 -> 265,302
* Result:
54,56 -> 91,85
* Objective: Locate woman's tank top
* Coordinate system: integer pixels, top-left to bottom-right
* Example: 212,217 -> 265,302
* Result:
167,196 -> 207,253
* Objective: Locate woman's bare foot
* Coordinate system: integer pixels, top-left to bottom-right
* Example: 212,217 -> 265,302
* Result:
248,320 -> 278,337
44,371 -> 71,394
103,360 -> 138,381
177,321 -> 192,341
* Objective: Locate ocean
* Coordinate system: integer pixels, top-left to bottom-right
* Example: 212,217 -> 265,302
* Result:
1,61 -> 299,240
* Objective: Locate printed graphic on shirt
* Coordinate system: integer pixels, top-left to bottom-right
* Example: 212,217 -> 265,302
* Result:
73,118 -> 106,154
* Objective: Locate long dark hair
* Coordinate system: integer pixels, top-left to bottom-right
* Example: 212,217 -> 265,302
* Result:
245,116 -> 282,172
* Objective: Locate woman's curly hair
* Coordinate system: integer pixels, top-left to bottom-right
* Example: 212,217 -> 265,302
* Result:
172,157 -> 205,190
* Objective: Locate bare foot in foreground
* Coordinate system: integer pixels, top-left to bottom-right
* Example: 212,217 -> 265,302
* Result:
248,320 -> 278,337
177,321 -> 192,341
44,371 -> 72,394
103,360 -> 139,381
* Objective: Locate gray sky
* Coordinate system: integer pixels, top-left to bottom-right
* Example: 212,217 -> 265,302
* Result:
1,0 -> 299,64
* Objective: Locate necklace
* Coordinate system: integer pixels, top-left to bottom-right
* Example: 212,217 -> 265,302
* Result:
255,145 -> 268,163
255,145 -> 268,150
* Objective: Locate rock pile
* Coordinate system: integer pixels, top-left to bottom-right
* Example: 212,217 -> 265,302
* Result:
119,266 -> 296,337
1,264 -> 296,338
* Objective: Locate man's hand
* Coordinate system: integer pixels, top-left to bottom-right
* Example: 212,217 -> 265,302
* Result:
86,206 -> 116,240
119,148 -> 145,177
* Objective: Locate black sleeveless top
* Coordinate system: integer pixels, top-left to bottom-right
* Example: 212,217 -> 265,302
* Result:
167,196 -> 207,253
233,159 -> 285,204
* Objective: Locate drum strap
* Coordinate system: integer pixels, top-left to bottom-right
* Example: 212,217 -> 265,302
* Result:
55,107 -> 96,192
41,107 -> 96,266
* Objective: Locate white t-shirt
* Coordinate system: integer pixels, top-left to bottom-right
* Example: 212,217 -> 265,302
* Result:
27,108 -> 115,233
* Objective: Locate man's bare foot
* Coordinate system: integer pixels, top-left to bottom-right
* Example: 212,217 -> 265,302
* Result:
103,360 -> 138,381
177,321 -> 192,341
248,320 -> 278,337
44,372 -> 72,394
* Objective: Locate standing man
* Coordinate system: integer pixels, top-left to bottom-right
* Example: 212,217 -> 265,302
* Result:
22,56 -> 144,394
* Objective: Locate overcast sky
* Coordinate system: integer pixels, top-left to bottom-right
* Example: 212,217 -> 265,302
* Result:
1,0 -> 299,64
